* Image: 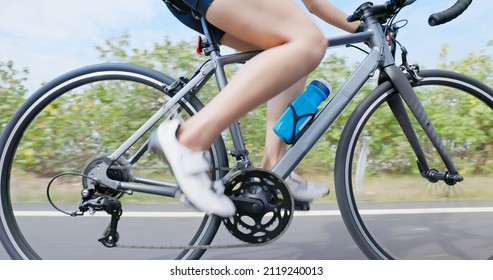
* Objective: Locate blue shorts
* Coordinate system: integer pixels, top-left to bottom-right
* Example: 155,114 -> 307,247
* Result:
167,0 -> 225,42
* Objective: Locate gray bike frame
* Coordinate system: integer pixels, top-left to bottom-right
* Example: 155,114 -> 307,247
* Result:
96,14 -> 457,198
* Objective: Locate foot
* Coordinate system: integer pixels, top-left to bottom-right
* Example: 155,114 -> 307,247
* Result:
285,172 -> 330,202
152,119 -> 236,217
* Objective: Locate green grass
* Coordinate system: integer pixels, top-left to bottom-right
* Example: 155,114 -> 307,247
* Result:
7,171 -> 493,205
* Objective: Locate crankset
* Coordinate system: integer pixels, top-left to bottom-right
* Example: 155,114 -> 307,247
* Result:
114,169 -> 295,251
222,168 -> 294,244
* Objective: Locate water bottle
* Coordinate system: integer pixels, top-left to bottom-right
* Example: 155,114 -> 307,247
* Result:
273,79 -> 331,144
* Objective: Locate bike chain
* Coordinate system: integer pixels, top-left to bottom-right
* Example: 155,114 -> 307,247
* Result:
114,236 -> 280,250
113,168 -> 293,251
114,208 -> 292,250
83,165 -> 292,251
115,215 -> 288,250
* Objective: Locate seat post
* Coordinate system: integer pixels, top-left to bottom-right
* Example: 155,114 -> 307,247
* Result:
199,16 -> 220,54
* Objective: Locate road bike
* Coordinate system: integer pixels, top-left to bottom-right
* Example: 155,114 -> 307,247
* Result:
1,0 -> 490,260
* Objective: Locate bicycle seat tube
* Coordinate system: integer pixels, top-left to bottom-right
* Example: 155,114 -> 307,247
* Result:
200,16 -> 252,164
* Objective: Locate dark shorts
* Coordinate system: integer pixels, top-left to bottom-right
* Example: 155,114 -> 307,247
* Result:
181,0 -> 213,16
167,0 -> 225,42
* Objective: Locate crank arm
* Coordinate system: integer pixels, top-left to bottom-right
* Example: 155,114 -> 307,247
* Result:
230,196 -> 264,214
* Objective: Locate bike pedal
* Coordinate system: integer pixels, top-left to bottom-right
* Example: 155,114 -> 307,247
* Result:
294,200 -> 311,211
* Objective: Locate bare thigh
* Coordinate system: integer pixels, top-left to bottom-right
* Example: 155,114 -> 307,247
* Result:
206,0 -> 322,49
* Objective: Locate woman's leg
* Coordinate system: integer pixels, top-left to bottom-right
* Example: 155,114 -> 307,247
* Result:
261,78 -> 307,169
156,0 -> 326,216
221,34 -> 330,203
221,34 -> 330,202
261,76 -> 330,203
177,0 -> 327,151
219,34 -> 305,170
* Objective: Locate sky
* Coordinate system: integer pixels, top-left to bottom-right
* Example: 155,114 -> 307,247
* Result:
0,0 -> 492,94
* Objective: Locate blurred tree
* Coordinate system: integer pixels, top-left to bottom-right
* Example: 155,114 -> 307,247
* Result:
0,59 -> 28,134
7,35 -> 493,178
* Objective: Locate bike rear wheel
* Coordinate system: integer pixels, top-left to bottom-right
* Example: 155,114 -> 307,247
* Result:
0,63 -> 228,259
335,69 -> 493,259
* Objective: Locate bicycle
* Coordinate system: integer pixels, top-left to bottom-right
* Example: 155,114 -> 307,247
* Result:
0,0 -> 489,260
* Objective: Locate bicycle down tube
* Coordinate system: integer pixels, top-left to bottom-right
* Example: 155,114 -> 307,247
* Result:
273,21 -> 459,182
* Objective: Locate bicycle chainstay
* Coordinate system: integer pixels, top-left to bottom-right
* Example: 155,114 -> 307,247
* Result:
115,168 -> 295,251
47,161 -> 294,251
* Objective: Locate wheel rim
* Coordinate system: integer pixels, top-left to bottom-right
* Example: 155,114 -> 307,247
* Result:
0,65 -> 225,259
337,71 -> 493,259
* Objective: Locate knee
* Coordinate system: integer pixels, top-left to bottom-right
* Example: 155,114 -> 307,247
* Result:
297,30 -> 327,72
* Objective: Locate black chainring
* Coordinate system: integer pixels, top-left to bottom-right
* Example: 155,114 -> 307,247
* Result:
222,168 -> 293,244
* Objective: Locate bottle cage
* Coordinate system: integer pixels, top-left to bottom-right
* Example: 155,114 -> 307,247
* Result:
284,104 -> 316,145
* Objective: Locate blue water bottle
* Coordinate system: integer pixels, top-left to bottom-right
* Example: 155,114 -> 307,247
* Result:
273,79 -> 331,144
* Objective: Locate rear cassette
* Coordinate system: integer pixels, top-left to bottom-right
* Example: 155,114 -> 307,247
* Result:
222,168 -> 293,244
82,156 -> 132,198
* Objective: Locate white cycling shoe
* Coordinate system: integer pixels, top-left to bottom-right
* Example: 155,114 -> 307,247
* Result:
286,171 -> 330,202
153,119 -> 236,218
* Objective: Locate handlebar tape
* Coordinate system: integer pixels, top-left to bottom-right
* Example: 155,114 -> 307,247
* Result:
428,0 -> 472,26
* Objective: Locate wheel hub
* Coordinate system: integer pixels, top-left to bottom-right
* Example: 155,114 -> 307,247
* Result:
82,156 -> 131,197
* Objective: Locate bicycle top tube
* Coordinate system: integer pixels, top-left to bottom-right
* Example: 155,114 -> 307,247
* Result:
270,0 -> 473,178
202,0 -> 472,62
193,0 -> 473,171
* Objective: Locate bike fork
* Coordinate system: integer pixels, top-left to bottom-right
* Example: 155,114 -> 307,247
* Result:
383,65 -> 463,185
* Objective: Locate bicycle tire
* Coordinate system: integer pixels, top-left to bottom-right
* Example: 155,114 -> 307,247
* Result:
0,63 -> 228,260
335,69 -> 493,259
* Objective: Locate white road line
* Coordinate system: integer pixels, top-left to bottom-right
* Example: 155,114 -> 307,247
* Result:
13,207 -> 493,218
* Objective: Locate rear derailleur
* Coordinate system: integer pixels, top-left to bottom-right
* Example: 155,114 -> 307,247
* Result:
47,174 -> 124,248
79,189 -> 123,248
46,156 -> 130,248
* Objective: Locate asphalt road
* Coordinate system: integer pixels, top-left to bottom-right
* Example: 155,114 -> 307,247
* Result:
1,201 -> 493,260
0,202 -> 365,260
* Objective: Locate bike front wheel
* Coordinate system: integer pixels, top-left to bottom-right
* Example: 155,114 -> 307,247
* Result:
335,69 -> 493,259
0,63 -> 228,259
